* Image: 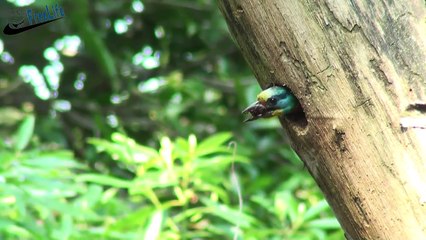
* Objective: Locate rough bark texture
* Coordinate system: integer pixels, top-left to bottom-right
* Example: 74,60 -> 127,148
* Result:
217,0 -> 426,239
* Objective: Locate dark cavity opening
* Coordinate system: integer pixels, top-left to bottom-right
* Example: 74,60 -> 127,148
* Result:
406,102 -> 426,113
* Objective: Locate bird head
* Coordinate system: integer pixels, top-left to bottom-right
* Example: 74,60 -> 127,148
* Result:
242,86 -> 298,122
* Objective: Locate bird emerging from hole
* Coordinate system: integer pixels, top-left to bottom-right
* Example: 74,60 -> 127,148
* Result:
242,86 -> 300,122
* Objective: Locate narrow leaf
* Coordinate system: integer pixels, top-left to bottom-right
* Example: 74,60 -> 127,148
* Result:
195,132 -> 232,156
76,174 -> 133,188
305,218 -> 342,230
303,199 -> 330,221
144,210 -> 164,240
13,115 -> 35,151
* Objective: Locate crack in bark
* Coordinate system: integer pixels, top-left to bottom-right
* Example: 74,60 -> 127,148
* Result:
353,98 -> 372,109
278,41 -> 328,92
369,59 -> 392,86
322,2 -> 380,57
337,51 -> 375,117
315,64 -> 332,75
353,196 -> 371,225
395,11 -> 413,22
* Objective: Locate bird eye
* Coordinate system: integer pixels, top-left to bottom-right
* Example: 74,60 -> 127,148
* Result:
267,97 -> 277,105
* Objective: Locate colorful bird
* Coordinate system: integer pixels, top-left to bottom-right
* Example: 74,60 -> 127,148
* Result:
242,86 -> 299,122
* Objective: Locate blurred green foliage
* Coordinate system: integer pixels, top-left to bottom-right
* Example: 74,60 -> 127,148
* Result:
0,0 -> 343,239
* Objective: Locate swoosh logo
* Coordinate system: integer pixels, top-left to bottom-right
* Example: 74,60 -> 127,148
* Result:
3,17 -> 63,35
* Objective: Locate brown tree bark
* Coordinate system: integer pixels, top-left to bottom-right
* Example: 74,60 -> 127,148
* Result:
217,0 -> 426,239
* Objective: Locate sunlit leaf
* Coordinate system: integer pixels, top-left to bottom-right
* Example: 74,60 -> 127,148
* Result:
144,210 -> 164,240
76,174 -> 133,188
305,218 -> 342,230
88,138 -> 132,163
23,151 -> 83,169
56,215 -> 73,240
13,115 -> 35,151
251,195 -> 275,214
201,198 -> 257,228
303,199 -> 330,221
110,206 -> 155,231
131,171 -> 178,190
195,132 -> 232,157
306,228 -> 327,240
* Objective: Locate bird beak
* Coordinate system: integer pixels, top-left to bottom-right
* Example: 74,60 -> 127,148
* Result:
242,101 -> 271,122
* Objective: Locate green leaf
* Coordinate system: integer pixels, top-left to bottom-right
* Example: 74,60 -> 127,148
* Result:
193,155 -> 248,171
274,191 -> 294,222
279,174 -> 309,191
23,151 -> 83,169
327,229 -> 346,240
88,138 -> 132,163
76,174 -> 133,188
52,214 -> 72,240
110,207 -> 155,231
77,184 -> 103,207
131,172 -> 178,190
286,196 -> 299,224
306,228 -> 327,240
144,210 -> 164,240
251,195 -> 275,214
32,197 -> 79,216
61,215 -> 73,239
0,219 -> 14,230
201,198 -> 257,228
89,135 -> 159,164
0,221 -> 32,239
195,132 -> 232,156
305,218 -> 342,230
13,115 -> 35,151
303,199 -> 330,221
278,146 -> 303,166
0,107 -> 24,126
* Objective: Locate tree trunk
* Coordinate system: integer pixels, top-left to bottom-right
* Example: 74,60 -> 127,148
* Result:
217,0 -> 426,239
